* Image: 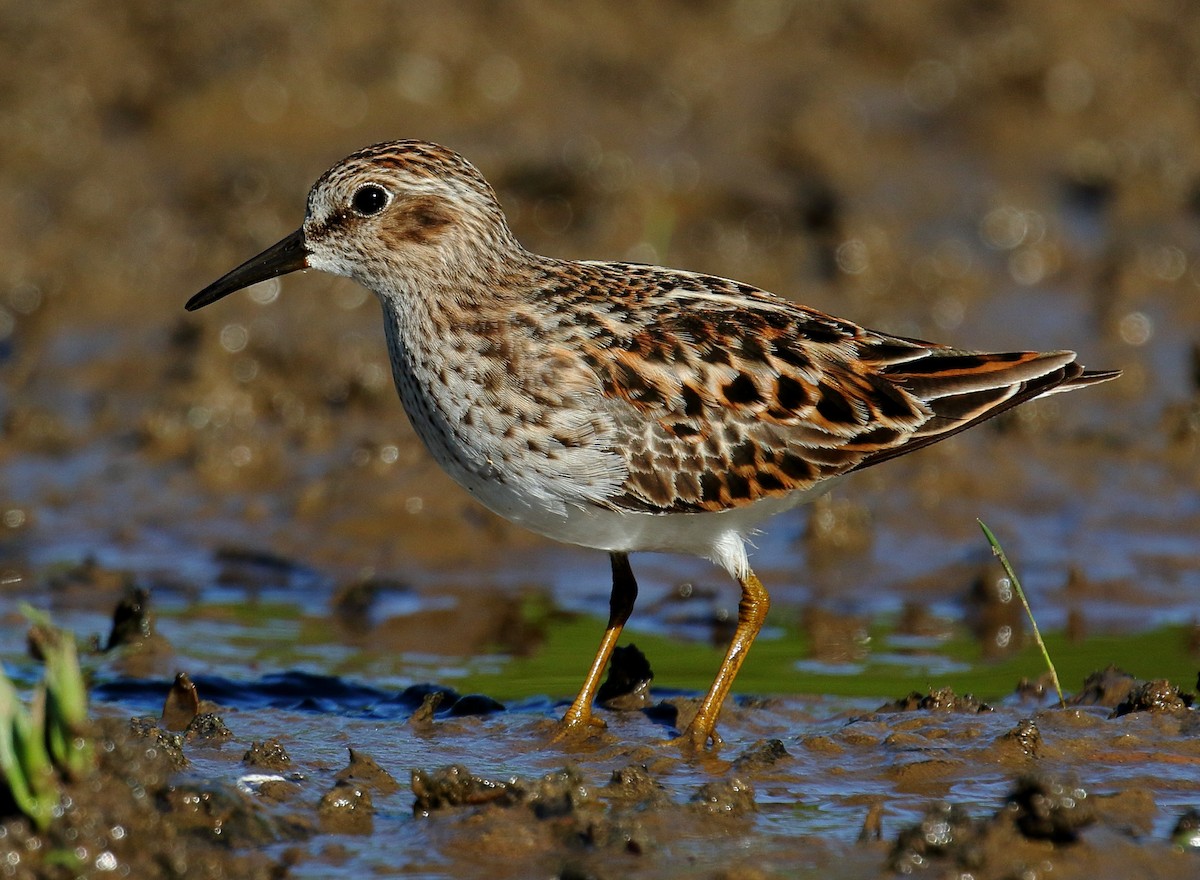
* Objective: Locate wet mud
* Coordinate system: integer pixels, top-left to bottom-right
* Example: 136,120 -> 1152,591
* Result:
7,657 -> 1200,878
2,1 -> 1199,877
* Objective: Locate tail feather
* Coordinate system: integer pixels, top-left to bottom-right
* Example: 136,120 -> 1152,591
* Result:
1042,366 -> 1122,395
850,351 -> 1119,472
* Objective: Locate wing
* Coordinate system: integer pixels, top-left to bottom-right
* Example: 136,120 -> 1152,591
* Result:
569,264 -> 1118,514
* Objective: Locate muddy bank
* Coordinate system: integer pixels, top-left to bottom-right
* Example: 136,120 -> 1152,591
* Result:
7,652 -> 1200,879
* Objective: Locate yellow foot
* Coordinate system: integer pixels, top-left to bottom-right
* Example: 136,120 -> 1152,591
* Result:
550,709 -> 607,744
661,722 -> 724,753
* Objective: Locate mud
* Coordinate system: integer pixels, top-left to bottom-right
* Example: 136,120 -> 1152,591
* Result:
9,663 -> 1200,879
1,1 -> 1199,878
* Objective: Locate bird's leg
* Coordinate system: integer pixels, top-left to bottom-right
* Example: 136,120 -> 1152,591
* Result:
556,551 -> 638,736
679,568 -> 770,750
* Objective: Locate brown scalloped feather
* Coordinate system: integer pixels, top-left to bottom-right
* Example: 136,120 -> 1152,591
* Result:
559,265 -> 1119,514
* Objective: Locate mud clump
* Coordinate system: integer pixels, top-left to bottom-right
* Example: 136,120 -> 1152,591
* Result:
889,801 -> 985,874
412,764 -> 524,813
602,765 -> 667,807
408,761 -> 770,875
243,738 -> 292,770
731,738 -> 791,772
411,764 -> 650,867
879,687 -> 993,714
411,765 -> 601,821
1110,679 -> 1194,718
128,716 -> 188,769
690,778 -> 756,817
997,718 -> 1042,758
183,711 -> 233,744
408,689 -> 451,728
311,749 -> 399,835
335,748 -> 400,795
317,781 -> 374,835
1004,775 -> 1095,843
1066,667 -> 1195,718
158,782 -> 284,848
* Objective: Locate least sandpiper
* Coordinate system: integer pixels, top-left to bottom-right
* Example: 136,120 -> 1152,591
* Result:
187,140 -> 1119,750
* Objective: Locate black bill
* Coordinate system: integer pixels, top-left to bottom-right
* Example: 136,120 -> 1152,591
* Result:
185,228 -> 309,311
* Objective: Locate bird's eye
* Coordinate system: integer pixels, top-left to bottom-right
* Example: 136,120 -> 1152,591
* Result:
351,184 -> 390,216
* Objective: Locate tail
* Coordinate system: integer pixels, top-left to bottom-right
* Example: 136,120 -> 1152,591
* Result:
851,349 -> 1120,471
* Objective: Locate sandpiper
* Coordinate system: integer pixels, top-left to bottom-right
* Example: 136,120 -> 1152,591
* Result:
187,140 -> 1119,750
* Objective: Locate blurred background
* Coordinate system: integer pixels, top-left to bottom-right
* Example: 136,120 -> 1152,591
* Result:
0,1 -> 1197,685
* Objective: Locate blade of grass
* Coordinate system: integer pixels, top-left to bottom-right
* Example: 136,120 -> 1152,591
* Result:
42,634 -> 93,781
0,672 -> 57,831
978,519 -> 1064,707
20,604 -> 94,782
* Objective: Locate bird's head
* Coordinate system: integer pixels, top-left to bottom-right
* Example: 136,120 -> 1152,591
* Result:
186,140 -> 522,312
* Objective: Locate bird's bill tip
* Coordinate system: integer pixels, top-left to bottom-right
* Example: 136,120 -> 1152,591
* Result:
185,228 -> 309,311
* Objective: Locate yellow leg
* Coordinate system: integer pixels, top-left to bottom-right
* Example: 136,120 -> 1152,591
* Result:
555,552 -> 638,736
679,569 -> 770,750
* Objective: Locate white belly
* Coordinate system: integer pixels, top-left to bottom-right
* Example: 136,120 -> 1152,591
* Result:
454,463 -> 840,579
